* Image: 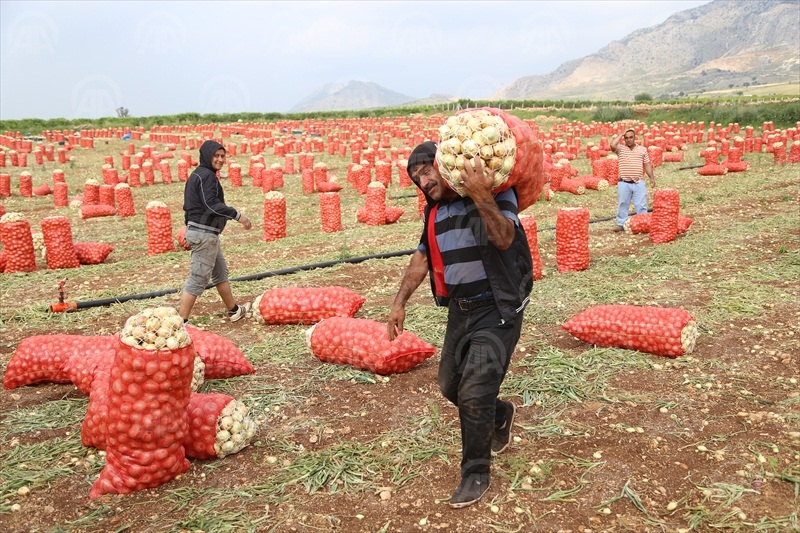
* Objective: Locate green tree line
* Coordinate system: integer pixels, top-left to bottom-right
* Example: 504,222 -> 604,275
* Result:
1,97 -> 797,134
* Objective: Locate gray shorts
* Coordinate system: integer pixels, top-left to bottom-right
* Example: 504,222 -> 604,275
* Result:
183,228 -> 229,296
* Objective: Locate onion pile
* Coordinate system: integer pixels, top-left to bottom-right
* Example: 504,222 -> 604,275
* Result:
435,109 -> 517,195
119,306 -> 191,351
0,212 -> 24,223
215,399 -> 257,458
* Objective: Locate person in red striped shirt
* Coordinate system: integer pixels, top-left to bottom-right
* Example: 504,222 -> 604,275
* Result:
610,128 -> 656,232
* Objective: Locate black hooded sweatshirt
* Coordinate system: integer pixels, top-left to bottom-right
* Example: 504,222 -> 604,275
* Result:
183,140 -> 240,233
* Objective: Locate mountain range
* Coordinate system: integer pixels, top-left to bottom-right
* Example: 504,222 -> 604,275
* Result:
289,0 -> 799,112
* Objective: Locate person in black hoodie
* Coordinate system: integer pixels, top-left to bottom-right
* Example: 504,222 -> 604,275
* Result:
178,140 -> 252,322
387,141 -> 532,509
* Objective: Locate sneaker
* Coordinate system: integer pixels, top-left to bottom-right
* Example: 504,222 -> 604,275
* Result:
612,225 -> 625,233
228,302 -> 251,322
491,401 -> 516,454
449,473 -> 490,509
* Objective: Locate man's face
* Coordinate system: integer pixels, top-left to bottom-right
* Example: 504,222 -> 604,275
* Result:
411,163 -> 455,202
623,132 -> 636,148
211,148 -> 226,171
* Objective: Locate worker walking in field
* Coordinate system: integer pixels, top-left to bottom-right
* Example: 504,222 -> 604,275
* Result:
387,141 -> 532,509
178,140 -> 252,323
610,128 -> 656,232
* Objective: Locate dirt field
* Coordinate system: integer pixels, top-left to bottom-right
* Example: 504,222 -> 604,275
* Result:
0,122 -> 798,533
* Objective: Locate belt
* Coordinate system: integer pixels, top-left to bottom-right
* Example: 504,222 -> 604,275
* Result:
454,296 -> 495,312
186,225 -> 220,235
620,178 -> 639,183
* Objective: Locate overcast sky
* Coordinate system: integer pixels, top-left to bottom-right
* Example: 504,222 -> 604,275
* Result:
0,0 -> 712,120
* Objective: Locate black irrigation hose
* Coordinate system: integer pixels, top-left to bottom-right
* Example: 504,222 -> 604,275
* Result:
62,210 -> 652,310
66,249 -> 417,311
679,164 -> 705,170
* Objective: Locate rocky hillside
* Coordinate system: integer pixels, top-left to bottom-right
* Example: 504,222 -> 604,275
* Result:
492,0 -> 800,101
289,81 -> 417,113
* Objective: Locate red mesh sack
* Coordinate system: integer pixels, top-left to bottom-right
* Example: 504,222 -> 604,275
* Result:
697,164 -> 728,176
306,317 -> 436,375
90,336 -> 194,498
80,204 -> 116,219
19,173 -> 33,197
184,325 -> 255,379
435,107 -> 546,212
650,189 -> 681,244
262,192 -> 286,242
519,215 -> 543,281
185,393 -> 257,460
81,375 -> 111,450
74,242 -> 114,264
33,182 -> 52,196
115,184 -> 136,217
83,181 -> 100,205
563,304 -> 699,358
0,218 -> 38,273
558,177 -> 586,195
362,182 -> 387,226
62,336 -> 117,394
319,192 -> 343,233
41,216 -> 80,269
629,213 -> 651,234
3,335 -> 80,389
175,225 -> 190,250
145,203 -> 175,255
677,215 -> 693,234
555,207 -> 590,273
253,286 -> 366,325
628,213 -> 692,236
385,206 -> 404,224
317,181 -> 343,193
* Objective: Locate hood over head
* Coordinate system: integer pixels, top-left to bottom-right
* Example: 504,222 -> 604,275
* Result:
199,140 -> 225,170
406,141 -> 437,180
407,141 -> 439,206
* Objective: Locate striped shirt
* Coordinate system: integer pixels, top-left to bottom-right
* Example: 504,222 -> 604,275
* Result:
418,188 -> 520,300
616,144 -> 650,181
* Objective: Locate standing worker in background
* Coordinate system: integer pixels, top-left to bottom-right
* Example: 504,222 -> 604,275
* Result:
610,128 -> 656,232
387,141 -> 532,509
178,140 -> 252,323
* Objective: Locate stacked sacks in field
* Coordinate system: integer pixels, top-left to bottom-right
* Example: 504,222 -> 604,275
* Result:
697,148 -> 727,176
629,213 -> 693,236
2,308 -> 258,498
722,147 -> 748,173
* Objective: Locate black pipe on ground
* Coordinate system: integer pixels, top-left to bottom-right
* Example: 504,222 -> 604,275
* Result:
63,249 -> 417,311
57,209 -> 652,311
